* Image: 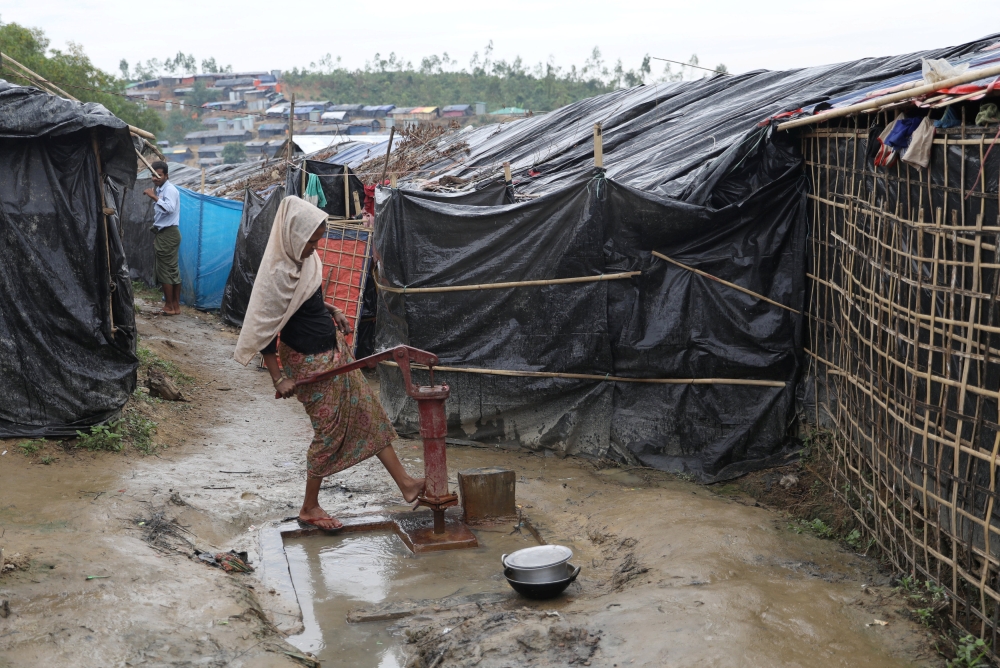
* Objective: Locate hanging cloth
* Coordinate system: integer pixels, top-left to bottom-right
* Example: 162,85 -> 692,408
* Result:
901,117 -> 935,170
304,173 -> 327,209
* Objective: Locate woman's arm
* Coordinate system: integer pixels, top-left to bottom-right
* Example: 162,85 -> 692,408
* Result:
263,352 -> 296,398
323,302 -> 353,334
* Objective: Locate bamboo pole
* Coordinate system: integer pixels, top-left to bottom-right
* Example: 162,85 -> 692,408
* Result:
777,63 -> 1000,131
91,131 -> 116,335
344,164 -> 350,218
287,94 -> 295,162
2,53 -> 156,142
390,174 -> 397,188
375,271 -> 641,294
379,126 -> 396,185
201,167 -> 206,194
651,251 -> 800,314
353,190 -> 362,217
593,123 -> 603,168
379,360 -> 786,387
503,161 -> 512,184
135,148 -> 156,173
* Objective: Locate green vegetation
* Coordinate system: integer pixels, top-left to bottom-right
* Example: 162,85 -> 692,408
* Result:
17,439 -> 44,455
76,423 -> 123,451
0,19 -> 162,133
948,635 -> 990,668
137,344 -> 192,384
285,45 -> 724,112
222,142 -> 247,164
74,414 -> 158,454
789,518 -> 835,539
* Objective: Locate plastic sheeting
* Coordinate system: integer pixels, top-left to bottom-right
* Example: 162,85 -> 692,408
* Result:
220,186 -> 285,326
178,187 -> 244,309
0,80 -> 138,437
120,176 -> 157,285
286,161 -> 367,219
373,35 -> 1000,480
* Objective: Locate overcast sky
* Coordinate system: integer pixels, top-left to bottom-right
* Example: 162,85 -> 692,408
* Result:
5,1 -> 1000,78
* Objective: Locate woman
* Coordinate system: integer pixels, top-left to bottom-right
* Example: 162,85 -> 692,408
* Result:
234,196 -> 423,530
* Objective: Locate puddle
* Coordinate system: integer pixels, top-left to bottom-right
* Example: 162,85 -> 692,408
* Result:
284,527 -> 539,666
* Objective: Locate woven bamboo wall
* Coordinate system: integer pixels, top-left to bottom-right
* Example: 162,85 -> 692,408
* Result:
805,110 -> 1000,647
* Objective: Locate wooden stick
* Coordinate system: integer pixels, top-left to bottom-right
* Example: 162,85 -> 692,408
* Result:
379,126 -> 396,185
201,167 -> 206,194
375,271 -> 641,294
287,94 -> 295,162
344,164 -> 350,218
135,148 -> 156,174
91,131 -> 116,335
777,63 -> 1000,131
2,52 -> 75,100
379,360 -> 786,387
651,251 -> 800,314
503,161 -> 512,184
353,190 -> 362,217
593,123 -> 603,168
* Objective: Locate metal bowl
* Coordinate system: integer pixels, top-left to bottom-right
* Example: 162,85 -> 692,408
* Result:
501,545 -> 573,583
504,564 -> 580,599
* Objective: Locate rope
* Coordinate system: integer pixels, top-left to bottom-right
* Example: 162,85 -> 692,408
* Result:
374,271 -> 641,294
379,360 -> 786,387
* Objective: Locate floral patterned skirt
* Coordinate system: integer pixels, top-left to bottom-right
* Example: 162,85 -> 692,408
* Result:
278,333 -> 396,479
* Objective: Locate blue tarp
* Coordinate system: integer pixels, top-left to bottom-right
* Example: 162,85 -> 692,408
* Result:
178,187 -> 243,309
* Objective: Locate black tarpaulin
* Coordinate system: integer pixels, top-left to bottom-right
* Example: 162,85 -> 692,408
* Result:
286,161 -> 367,218
120,175 -> 157,285
0,81 -> 138,437
373,35 -> 999,480
220,186 -> 285,327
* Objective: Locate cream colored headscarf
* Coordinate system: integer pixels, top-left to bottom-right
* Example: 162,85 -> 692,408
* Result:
234,196 -> 327,365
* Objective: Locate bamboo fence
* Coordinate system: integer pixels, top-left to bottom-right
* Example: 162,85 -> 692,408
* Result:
804,109 -> 1000,650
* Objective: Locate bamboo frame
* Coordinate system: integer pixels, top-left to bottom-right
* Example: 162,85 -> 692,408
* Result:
374,271 -> 641,294
804,114 -> 1000,653
379,360 -> 786,387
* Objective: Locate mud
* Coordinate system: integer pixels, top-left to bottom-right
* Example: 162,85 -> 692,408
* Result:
0,301 -> 944,667
284,527 -> 541,666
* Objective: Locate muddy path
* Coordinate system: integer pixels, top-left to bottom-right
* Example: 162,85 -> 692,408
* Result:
1,303 -> 943,667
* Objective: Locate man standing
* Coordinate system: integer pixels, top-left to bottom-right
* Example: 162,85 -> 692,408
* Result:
143,161 -> 182,315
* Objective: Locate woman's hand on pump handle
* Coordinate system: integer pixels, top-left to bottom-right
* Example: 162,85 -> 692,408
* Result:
274,377 -> 296,399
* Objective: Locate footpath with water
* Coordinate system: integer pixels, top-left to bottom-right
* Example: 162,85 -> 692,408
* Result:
0,299 -> 945,667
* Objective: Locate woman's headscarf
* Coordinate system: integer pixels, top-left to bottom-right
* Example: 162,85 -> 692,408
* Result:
234,196 -> 327,365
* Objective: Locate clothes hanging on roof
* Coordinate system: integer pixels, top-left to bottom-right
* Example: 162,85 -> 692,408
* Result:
883,116 -> 924,151
304,173 -> 328,208
901,117 -> 935,169
976,103 -> 999,126
934,106 -> 961,129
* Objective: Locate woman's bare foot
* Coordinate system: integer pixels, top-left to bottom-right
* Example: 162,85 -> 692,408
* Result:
399,477 -> 426,504
299,505 -> 343,530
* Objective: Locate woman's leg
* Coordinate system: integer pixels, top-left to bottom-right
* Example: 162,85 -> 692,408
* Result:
376,446 -> 425,503
299,476 -> 343,529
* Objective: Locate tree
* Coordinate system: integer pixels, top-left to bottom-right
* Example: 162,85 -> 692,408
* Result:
186,80 -> 221,113
0,20 -> 162,133
222,142 -> 246,164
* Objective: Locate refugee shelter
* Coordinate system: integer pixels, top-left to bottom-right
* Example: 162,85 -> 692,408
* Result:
789,65 -> 1000,652
177,188 -> 244,309
374,36 -> 1000,485
0,81 -> 138,437
371,34 -> 1000,651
